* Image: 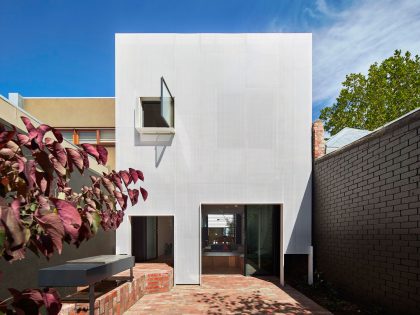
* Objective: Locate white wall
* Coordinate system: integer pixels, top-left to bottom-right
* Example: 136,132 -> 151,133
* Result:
115,33 -> 312,284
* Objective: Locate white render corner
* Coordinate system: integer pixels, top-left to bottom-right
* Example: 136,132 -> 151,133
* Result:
115,33 -> 312,284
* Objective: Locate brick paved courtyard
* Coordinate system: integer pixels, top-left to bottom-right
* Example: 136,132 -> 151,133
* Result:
126,274 -> 331,314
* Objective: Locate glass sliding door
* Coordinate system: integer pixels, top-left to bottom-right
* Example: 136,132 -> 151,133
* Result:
245,205 -> 278,276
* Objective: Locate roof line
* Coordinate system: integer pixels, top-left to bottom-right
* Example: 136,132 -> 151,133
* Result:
316,107 -> 420,162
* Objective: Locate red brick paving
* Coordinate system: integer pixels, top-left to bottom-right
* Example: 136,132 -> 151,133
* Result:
126,274 -> 331,315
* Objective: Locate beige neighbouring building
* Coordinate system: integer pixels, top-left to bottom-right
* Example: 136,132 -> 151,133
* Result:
7,93 -> 116,170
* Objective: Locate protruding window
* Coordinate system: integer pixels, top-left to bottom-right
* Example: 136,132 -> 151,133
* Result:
135,77 -> 175,145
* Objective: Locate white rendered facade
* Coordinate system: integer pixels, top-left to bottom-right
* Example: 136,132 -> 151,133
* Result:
115,33 -> 312,285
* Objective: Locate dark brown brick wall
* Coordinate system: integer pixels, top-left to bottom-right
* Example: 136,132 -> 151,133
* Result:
314,110 -> 420,315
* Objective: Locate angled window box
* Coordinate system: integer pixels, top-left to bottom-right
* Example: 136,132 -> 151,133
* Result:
135,77 -> 175,145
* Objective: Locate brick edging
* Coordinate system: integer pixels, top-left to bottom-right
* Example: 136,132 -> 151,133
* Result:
60,269 -> 174,315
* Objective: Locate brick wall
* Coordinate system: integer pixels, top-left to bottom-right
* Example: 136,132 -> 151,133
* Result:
313,109 -> 420,315
313,119 -> 326,159
60,264 -> 174,315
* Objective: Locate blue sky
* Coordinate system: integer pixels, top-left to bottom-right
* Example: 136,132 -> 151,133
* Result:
1,0 -> 419,120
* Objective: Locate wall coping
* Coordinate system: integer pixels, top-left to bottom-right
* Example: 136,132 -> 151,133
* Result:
315,107 -> 420,163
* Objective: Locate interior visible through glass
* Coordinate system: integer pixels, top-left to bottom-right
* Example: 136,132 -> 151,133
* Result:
201,205 -> 245,275
201,204 -> 280,277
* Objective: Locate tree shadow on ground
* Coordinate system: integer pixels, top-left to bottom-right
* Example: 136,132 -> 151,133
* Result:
193,290 -> 310,315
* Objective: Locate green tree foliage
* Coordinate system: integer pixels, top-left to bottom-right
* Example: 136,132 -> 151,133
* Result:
320,50 -> 420,135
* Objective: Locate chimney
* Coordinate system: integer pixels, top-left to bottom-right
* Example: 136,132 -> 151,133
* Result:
8,93 -> 24,109
312,119 -> 325,159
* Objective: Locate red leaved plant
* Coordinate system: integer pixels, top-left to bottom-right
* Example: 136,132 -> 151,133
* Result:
0,117 -> 147,314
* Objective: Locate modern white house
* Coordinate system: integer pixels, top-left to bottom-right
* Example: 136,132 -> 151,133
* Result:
115,33 -> 312,285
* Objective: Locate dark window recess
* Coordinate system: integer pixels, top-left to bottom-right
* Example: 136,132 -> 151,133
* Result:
142,101 -> 169,128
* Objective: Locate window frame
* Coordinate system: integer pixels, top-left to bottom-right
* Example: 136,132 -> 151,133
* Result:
57,128 -> 115,145
98,129 -> 116,145
137,97 -> 175,131
59,129 -> 76,144
76,129 -> 98,145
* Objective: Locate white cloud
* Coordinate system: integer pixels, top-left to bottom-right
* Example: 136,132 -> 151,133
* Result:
312,0 -> 420,112
314,0 -> 341,18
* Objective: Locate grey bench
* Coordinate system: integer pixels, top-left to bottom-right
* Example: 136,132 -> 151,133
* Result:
38,255 -> 134,315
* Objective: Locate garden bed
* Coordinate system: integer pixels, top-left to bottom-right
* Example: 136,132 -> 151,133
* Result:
287,274 -> 388,315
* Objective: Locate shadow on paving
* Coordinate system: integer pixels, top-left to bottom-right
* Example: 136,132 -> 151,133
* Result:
125,274 -> 330,314
193,290 -> 310,315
